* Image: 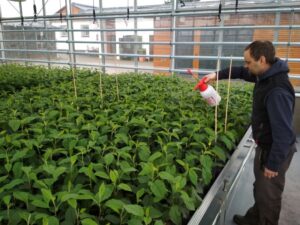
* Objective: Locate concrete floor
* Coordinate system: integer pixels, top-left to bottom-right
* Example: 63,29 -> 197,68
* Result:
226,136 -> 300,225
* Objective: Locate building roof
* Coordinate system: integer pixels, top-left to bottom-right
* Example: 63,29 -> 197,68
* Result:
4,21 -> 55,29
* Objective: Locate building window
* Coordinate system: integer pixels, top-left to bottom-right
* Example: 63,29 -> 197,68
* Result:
81,25 -> 90,37
199,30 -> 218,70
175,30 -> 194,70
60,25 -> 67,37
200,29 -> 253,70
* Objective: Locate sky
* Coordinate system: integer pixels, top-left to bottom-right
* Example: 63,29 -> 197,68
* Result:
0,0 -> 166,18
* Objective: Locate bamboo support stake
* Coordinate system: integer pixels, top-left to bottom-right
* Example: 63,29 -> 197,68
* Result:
224,56 -> 233,132
215,56 -> 220,143
72,67 -> 77,99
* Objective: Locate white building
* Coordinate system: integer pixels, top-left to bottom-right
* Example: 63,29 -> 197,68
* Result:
52,3 -> 154,59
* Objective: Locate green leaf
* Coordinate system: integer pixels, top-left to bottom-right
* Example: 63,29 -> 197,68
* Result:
12,162 -> 23,178
137,144 -> 151,162
169,205 -> 182,225
52,166 -> 67,180
119,161 -> 137,173
148,152 -> 162,162
124,204 -> 144,217
3,195 -> 11,206
225,130 -> 236,142
68,199 -> 77,209
109,170 -> 119,184
136,188 -> 145,202
4,163 -> 12,172
8,120 -> 21,132
13,191 -> 29,204
180,191 -> 195,210
174,176 -> 186,192
95,171 -> 109,180
188,168 -> 198,186
21,116 -> 37,125
220,135 -> 233,150
0,175 -> 8,183
154,221 -> 164,225
2,178 -> 24,190
200,155 -> 213,185
204,127 -> 215,137
128,218 -> 143,225
22,166 -> 32,176
41,188 -> 55,205
42,217 -> 49,225
11,149 -> 29,162
176,159 -> 186,168
81,123 -> 97,131
210,146 -> 226,162
115,132 -> 129,144
79,165 -> 96,182
47,216 -> 59,225
105,199 -> 125,213
104,153 -> 114,165
158,171 -> 174,182
96,183 -> 113,203
149,180 -> 168,202
138,162 -> 153,176
60,193 -> 79,203
17,210 -> 30,222
70,155 -> 78,166
118,183 -> 132,192
31,199 -> 49,208
149,206 -> 163,219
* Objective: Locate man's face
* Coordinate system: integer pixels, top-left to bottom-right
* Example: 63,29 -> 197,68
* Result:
243,49 -> 264,76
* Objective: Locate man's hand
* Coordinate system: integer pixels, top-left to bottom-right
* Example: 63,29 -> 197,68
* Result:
203,72 -> 217,83
264,167 -> 278,179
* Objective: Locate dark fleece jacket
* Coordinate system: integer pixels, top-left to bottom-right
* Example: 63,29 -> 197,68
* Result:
218,59 -> 295,171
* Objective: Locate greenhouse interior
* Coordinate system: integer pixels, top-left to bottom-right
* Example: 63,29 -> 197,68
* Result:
0,0 -> 299,224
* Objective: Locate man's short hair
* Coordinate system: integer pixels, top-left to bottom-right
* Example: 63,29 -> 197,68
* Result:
245,40 -> 276,64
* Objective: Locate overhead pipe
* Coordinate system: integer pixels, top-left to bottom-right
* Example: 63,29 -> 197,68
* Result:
2,39 -> 300,47
2,48 -> 300,63
2,24 -> 300,33
1,6 -> 300,22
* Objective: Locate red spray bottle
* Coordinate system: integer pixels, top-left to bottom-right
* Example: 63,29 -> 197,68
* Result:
187,69 -> 221,106
194,78 -> 221,106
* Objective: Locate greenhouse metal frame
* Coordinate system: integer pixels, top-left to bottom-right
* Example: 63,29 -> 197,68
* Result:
0,0 -> 300,78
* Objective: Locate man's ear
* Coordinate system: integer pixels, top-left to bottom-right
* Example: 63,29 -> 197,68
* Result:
260,56 -> 267,64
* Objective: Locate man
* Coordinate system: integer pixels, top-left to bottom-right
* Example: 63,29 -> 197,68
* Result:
204,40 -> 297,225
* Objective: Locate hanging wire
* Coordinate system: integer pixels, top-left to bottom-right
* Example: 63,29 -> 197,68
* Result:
37,0 -> 50,16
180,0 -> 185,7
6,0 -> 20,15
224,56 -> 233,133
93,0 -> 96,23
127,0 -> 130,20
21,15 -> 24,26
28,0 -> 50,26
218,0 -> 222,22
235,0 -> 239,12
59,0 -> 63,23
33,0 -> 37,21
286,9 -> 294,62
